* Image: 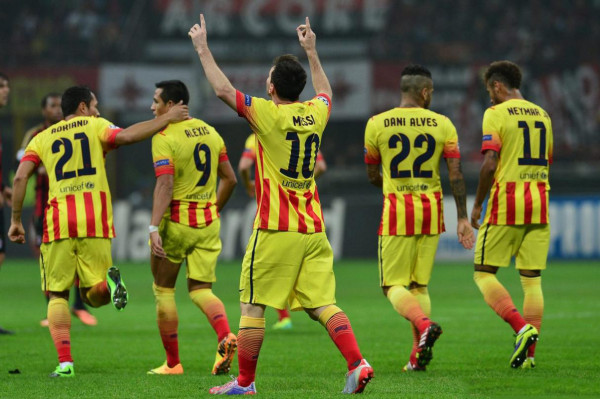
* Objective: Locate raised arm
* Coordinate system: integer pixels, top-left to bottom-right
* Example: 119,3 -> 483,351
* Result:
471,150 -> 498,229
297,17 -> 332,99
446,157 -> 474,249
189,14 -> 237,110
114,103 -> 188,147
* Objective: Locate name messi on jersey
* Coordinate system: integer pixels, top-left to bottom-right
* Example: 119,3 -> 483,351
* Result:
384,117 -> 438,127
185,127 -> 210,138
293,115 -> 315,126
51,119 -> 89,133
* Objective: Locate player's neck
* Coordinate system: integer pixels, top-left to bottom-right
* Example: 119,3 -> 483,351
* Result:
271,93 -> 295,106
398,101 -> 422,108
503,89 -> 525,102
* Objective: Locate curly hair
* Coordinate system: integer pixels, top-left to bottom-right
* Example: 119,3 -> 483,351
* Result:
484,61 -> 522,89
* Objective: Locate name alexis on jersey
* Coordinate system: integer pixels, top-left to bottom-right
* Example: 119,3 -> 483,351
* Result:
185,126 -> 210,138
384,117 -> 438,127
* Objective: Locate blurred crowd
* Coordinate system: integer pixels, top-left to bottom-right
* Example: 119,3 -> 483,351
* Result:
3,0 -> 598,68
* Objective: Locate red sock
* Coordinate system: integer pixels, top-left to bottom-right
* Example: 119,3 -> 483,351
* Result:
153,284 -> 179,367
474,272 -> 527,333
277,308 -> 290,321
237,316 -> 265,387
319,306 -> 363,370
48,298 -> 72,363
85,281 -> 109,307
189,289 -> 231,341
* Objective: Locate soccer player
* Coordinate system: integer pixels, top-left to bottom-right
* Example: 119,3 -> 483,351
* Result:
9,85 -> 188,377
471,61 -> 551,369
146,80 -> 238,375
364,64 -> 474,372
0,72 -> 14,335
238,133 -> 327,330
189,15 -> 373,394
17,93 -> 97,327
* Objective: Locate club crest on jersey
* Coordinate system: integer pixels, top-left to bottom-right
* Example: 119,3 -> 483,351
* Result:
316,96 -> 330,106
245,94 -> 252,106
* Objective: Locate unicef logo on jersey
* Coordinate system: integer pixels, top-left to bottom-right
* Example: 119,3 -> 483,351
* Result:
540,172 -> 547,179
85,182 -> 95,190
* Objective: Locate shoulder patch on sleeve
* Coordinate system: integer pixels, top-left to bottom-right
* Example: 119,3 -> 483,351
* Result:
482,135 -> 492,141
154,159 -> 170,167
316,95 -> 330,106
245,94 -> 252,106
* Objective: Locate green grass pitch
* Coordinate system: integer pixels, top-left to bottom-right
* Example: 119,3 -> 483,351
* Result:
1,259 -> 599,398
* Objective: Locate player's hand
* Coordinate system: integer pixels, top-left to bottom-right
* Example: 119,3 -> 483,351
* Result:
297,17 -> 316,51
470,204 -> 482,229
189,14 -> 208,52
150,231 -> 167,258
166,101 -> 189,123
8,222 -> 25,244
457,218 -> 474,250
3,186 -> 12,207
245,181 -> 255,198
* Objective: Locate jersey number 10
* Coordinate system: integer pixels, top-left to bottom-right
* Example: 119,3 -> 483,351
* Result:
280,132 -> 320,179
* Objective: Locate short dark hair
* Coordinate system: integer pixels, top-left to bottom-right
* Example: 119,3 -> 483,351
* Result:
484,61 -> 522,90
41,93 -> 61,108
0,72 -> 8,81
155,80 -> 189,105
400,64 -> 432,93
61,86 -> 93,116
271,55 -> 307,102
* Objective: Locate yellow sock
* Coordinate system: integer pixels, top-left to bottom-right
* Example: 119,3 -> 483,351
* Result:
474,271 -> 526,333
189,288 -> 231,341
520,275 -> 543,357
153,284 -> 179,367
388,285 -> 430,332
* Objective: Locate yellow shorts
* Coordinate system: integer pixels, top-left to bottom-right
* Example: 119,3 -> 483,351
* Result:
40,238 -> 112,292
474,223 -> 550,270
378,234 -> 440,287
158,218 -> 221,282
239,229 -> 336,311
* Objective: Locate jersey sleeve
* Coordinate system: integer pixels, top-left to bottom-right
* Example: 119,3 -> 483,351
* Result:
547,118 -> 554,165
312,93 -> 332,123
481,108 -> 502,153
151,133 -> 174,177
364,117 -> 381,165
235,90 -> 277,135
217,134 -> 229,163
21,134 -> 42,167
442,117 -> 461,158
95,117 -> 123,151
241,134 -> 256,160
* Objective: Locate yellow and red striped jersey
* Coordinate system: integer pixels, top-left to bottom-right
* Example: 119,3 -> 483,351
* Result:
364,107 -> 461,236
236,91 -> 331,233
21,117 -> 122,242
152,118 -> 228,228
481,99 -> 553,225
